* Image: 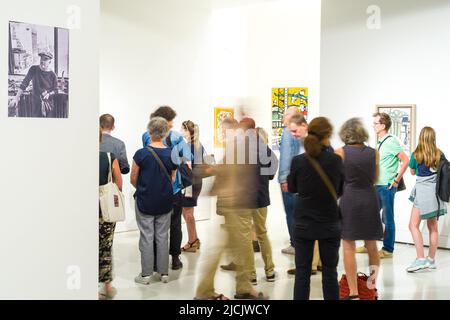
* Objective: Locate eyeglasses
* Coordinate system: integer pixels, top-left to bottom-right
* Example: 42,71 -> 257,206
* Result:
373,122 -> 381,126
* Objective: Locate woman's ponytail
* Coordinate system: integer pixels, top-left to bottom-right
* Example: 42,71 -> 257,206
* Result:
304,133 -> 322,157
304,117 -> 333,157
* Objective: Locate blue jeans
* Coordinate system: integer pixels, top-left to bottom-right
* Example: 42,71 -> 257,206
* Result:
376,185 -> 397,253
281,190 -> 297,247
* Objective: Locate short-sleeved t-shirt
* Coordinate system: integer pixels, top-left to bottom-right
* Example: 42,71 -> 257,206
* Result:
99,152 -> 116,186
409,153 -> 437,177
133,147 -> 177,215
376,135 -> 402,186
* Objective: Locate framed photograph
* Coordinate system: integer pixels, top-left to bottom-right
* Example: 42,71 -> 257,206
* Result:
375,104 -> 416,155
8,21 -> 69,118
214,107 -> 234,148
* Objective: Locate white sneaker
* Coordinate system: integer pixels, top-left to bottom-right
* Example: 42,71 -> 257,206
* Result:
406,258 -> 427,273
134,273 -> 152,285
281,245 -> 295,255
426,257 -> 437,269
161,274 -> 169,283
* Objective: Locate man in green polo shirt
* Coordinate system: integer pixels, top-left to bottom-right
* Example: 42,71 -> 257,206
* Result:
357,113 -> 409,258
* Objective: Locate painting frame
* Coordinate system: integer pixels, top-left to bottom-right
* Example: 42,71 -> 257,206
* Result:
375,104 -> 416,155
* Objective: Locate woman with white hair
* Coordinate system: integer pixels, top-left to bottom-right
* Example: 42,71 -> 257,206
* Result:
131,117 -> 177,285
335,118 -> 383,300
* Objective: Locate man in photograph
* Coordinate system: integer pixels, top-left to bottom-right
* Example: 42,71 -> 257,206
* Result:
9,51 -> 58,118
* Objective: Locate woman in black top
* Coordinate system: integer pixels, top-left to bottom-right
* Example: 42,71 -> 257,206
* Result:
288,117 -> 344,300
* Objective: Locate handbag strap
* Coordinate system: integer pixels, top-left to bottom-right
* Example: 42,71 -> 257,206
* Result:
378,135 -> 403,185
306,154 -> 337,201
106,153 -> 112,183
147,146 -> 172,184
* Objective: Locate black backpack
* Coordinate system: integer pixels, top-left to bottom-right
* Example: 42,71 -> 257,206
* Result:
436,154 -> 450,203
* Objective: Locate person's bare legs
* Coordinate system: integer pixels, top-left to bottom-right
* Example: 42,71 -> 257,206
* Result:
365,240 -> 380,295
342,240 -> 358,297
427,218 -> 439,259
409,206 -> 424,258
182,207 -> 199,247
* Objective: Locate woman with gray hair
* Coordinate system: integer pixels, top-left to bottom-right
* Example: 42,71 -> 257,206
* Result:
335,118 -> 383,300
131,117 -> 177,285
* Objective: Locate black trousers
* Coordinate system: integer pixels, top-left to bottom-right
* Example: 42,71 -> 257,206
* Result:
153,192 -> 183,272
169,191 -> 183,257
294,237 -> 340,300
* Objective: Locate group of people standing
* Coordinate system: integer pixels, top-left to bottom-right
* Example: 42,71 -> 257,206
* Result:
98,107 -> 208,298
97,104 -> 447,300
279,109 -> 447,300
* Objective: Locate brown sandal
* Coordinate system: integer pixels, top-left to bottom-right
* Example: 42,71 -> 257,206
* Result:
182,238 -> 201,252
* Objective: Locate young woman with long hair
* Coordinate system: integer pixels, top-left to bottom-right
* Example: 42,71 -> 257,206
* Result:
407,127 -> 447,272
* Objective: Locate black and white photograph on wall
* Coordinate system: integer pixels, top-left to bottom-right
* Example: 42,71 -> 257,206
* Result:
8,21 -> 69,118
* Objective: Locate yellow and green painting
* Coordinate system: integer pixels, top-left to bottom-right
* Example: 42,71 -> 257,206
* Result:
271,87 -> 308,150
214,107 -> 234,148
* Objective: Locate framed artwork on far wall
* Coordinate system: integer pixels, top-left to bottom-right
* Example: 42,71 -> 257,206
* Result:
214,107 -> 234,148
375,104 -> 416,155
271,87 -> 308,151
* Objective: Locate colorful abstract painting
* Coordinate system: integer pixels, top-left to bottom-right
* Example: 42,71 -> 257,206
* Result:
271,87 -> 308,150
214,107 -> 234,148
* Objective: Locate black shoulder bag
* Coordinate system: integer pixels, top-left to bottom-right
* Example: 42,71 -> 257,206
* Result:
165,134 -> 193,189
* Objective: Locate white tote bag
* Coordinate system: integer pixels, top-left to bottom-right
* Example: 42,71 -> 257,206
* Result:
99,153 -> 125,223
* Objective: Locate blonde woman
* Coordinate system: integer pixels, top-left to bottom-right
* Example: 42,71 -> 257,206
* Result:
180,120 -> 206,252
407,127 -> 447,272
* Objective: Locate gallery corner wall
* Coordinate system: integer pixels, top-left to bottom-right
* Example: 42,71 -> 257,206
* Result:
100,0 -> 322,232
0,0 -> 100,298
320,0 -> 450,247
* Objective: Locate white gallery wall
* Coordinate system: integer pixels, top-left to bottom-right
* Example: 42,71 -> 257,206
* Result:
0,0 -> 100,298
100,0 -> 215,232
320,0 -> 450,247
100,0 -> 321,232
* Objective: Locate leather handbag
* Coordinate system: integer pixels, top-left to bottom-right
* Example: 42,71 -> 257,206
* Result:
339,273 -> 377,300
396,175 -> 406,191
99,153 -> 126,223
179,163 -> 193,189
